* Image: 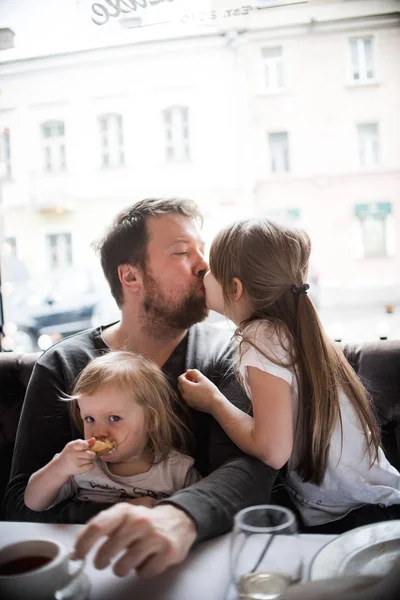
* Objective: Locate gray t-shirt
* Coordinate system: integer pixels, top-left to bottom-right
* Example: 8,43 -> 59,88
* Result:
6,321 -> 276,542
50,450 -> 201,506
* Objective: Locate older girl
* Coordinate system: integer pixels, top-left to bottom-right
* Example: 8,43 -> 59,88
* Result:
179,218 -> 400,532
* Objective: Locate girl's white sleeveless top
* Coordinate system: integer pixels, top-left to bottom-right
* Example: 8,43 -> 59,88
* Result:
239,320 -> 400,526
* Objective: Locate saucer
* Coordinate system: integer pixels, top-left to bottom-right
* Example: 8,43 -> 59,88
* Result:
54,571 -> 91,600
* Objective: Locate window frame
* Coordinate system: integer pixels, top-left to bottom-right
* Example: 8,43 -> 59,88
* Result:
40,119 -> 67,174
354,202 -> 393,259
357,122 -> 380,167
0,127 -> 12,178
349,36 -> 374,84
162,106 -> 191,162
261,45 -> 284,93
45,231 -> 73,270
268,131 -> 290,174
98,112 -> 125,169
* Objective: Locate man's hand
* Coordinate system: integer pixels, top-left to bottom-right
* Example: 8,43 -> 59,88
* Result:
178,369 -> 224,414
73,503 -> 197,578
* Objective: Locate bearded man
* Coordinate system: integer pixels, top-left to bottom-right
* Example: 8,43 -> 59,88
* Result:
5,198 -> 276,577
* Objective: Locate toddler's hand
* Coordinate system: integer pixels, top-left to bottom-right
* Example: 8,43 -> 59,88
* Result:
55,439 -> 96,478
178,369 -> 222,414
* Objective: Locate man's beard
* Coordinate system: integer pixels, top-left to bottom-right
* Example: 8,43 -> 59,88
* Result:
141,271 -> 208,338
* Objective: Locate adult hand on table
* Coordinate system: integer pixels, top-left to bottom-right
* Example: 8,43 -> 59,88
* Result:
73,503 -> 197,578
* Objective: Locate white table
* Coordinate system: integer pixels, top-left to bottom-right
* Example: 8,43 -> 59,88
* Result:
0,522 -> 335,600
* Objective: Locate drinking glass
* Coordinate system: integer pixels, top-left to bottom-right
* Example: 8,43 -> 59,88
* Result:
231,505 -> 303,600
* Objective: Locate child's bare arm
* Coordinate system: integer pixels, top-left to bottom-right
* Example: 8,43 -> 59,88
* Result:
242,367 -> 293,468
179,368 -> 293,469
24,440 -> 96,511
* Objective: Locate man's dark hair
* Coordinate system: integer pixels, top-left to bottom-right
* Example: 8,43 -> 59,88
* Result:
93,197 -> 203,307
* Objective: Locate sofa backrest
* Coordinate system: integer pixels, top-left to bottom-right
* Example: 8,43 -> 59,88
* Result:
1,341 -> 400,518
343,341 -> 400,472
0,352 -> 40,518
0,352 -> 39,449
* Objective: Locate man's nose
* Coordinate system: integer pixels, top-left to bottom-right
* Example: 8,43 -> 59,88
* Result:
194,251 -> 209,277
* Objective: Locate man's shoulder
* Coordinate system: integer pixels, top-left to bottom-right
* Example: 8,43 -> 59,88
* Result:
36,326 -> 106,372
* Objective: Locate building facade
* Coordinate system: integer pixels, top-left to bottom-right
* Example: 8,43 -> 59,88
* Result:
239,0 -> 400,306
0,0 -> 399,310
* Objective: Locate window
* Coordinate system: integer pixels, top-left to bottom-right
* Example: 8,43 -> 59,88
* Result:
5,236 -> 17,255
98,113 -> 124,168
162,106 -> 190,161
268,131 -> 289,173
355,202 -> 391,258
357,123 -> 379,167
46,233 -> 72,269
1,128 -> 11,177
349,37 -> 374,82
261,46 -> 284,91
41,120 -> 66,173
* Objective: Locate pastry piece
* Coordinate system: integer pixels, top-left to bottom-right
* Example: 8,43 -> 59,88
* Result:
91,438 -> 116,456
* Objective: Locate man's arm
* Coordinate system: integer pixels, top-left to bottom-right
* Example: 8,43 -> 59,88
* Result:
4,361 -> 109,523
73,503 -> 197,577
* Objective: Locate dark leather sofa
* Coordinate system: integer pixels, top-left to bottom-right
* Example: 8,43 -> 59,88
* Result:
1,341 -> 400,520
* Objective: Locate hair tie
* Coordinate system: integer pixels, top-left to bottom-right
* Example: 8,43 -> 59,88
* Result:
292,283 -> 310,295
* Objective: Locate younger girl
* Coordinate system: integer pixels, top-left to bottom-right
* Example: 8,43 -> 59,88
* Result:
25,351 -> 200,511
178,218 -> 400,532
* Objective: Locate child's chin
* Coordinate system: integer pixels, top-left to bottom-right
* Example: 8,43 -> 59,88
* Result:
100,448 -> 117,460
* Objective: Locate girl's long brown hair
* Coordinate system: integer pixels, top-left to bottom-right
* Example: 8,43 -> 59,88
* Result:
210,218 -> 381,485
67,351 -> 190,464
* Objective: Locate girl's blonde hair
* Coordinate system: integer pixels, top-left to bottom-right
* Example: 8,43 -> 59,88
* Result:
68,351 -> 190,463
210,218 -> 381,485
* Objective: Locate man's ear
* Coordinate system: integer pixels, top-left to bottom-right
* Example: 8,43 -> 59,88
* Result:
118,264 -> 142,293
232,277 -> 244,301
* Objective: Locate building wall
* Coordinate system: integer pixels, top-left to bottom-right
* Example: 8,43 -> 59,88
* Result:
1,0 -> 399,307
0,36 -> 251,278
239,1 -> 400,306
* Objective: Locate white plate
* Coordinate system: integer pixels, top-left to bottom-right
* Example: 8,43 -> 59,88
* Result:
310,520 -> 400,580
